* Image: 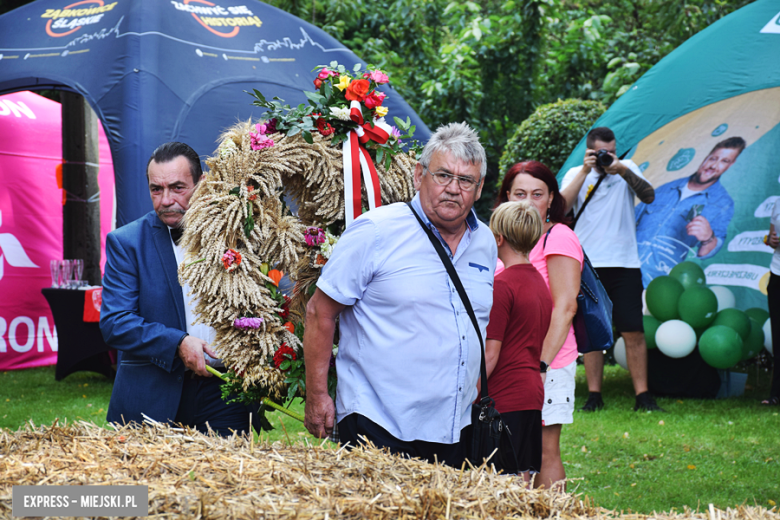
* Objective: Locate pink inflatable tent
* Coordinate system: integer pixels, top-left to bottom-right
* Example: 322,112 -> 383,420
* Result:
0,91 -> 115,371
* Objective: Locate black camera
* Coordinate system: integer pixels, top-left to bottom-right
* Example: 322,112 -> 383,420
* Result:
595,149 -> 613,168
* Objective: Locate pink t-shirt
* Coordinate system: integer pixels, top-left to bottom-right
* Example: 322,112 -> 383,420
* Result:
528,224 -> 584,369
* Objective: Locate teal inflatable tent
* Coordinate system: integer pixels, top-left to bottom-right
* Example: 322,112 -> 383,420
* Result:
560,0 -> 780,311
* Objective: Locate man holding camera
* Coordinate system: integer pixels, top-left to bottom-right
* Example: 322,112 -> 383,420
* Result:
560,127 -> 662,412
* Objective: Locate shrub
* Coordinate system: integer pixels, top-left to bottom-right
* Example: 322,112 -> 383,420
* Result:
497,99 -> 606,186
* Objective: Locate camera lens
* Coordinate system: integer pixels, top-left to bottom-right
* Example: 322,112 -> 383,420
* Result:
596,149 -> 613,168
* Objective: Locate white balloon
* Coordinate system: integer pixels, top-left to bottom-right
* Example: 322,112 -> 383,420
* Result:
655,320 -> 697,359
612,337 -> 628,370
642,289 -> 651,316
764,318 -> 773,356
709,285 -> 736,312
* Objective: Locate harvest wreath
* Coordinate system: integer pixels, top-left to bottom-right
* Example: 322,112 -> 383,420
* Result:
178,62 -> 421,429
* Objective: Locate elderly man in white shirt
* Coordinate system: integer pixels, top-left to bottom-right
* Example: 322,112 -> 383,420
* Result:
303,122 -> 496,466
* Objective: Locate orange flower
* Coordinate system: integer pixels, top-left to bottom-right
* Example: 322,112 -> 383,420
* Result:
315,254 -> 327,265
345,79 -> 370,102
283,322 -> 295,333
268,269 -> 283,286
247,185 -> 257,201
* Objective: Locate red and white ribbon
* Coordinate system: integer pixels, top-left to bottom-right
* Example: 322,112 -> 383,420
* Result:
342,100 -> 393,227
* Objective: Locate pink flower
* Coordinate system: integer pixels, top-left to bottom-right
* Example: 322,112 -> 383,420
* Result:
255,122 -> 268,134
363,91 -> 386,109
304,227 -> 326,246
318,68 -> 338,80
390,126 -> 402,139
250,132 -> 274,150
368,70 -> 389,84
234,317 -> 263,330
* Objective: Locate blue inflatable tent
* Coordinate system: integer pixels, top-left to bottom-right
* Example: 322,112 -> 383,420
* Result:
0,0 -> 430,227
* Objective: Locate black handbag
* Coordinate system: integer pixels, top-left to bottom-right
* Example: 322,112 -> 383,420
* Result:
543,226 -> 614,354
408,203 -> 519,473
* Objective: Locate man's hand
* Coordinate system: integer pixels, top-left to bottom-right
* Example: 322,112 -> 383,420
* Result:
769,231 -> 780,249
686,215 -> 714,242
603,154 -> 627,176
177,336 -> 217,376
304,392 -> 335,438
582,148 -> 598,175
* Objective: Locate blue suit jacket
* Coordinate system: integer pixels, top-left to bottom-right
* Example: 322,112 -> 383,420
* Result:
101,211 -> 189,425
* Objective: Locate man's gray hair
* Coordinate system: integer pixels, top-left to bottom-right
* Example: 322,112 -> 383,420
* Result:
419,122 -> 487,179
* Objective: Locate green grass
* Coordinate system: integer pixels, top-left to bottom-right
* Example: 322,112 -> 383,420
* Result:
0,366 -> 114,428
2,364 -> 778,514
566,364 -> 780,514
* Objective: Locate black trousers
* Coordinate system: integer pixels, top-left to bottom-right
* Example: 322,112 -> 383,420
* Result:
338,413 -> 470,468
767,273 -> 780,398
174,374 -> 255,437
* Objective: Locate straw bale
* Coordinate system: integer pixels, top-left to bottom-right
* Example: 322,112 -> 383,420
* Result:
2,422 -> 778,520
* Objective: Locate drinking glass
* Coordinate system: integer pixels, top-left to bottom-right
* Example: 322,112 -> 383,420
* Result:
73,259 -> 84,288
50,260 -> 60,288
60,260 -> 73,290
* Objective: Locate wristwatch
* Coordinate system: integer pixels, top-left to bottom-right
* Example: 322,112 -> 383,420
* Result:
540,361 -> 549,373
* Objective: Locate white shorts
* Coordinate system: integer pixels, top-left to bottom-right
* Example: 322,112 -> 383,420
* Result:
542,360 -> 576,426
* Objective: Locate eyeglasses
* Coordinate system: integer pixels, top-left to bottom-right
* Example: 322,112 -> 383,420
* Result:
423,165 -> 480,192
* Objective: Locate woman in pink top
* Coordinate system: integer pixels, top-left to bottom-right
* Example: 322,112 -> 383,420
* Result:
496,161 -> 583,491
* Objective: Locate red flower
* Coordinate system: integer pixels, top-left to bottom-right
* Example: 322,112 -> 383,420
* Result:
247,185 -> 257,201
316,117 -> 335,136
363,91 -> 386,109
273,343 -> 297,369
314,78 -> 323,89
279,295 -> 291,320
345,79 -> 370,102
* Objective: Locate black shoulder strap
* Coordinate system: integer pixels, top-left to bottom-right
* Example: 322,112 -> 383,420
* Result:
542,224 -> 554,249
572,149 -> 632,229
407,202 -> 490,400
572,173 -> 606,229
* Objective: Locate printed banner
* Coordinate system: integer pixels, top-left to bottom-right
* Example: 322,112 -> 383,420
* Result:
0,91 -> 114,371
630,87 -> 780,310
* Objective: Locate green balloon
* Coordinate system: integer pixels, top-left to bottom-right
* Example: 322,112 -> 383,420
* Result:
646,276 -> 685,322
744,307 -> 770,324
643,315 -> 662,349
742,318 -> 765,360
678,286 -> 718,328
699,325 -> 743,369
712,308 -> 751,340
669,261 -> 707,290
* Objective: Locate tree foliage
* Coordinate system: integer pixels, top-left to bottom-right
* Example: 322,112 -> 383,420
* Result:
265,0 -> 751,215
498,98 -> 606,183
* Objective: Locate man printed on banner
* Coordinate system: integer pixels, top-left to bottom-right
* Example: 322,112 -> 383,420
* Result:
635,136 -> 745,286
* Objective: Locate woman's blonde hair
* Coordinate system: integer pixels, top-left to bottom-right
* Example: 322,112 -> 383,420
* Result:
489,200 -> 543,255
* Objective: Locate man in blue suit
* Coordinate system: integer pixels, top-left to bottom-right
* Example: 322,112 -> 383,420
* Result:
101,142 -> 252,436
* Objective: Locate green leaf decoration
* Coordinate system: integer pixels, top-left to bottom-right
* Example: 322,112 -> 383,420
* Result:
304,91 -> 326,104
244,201 -> 255,238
